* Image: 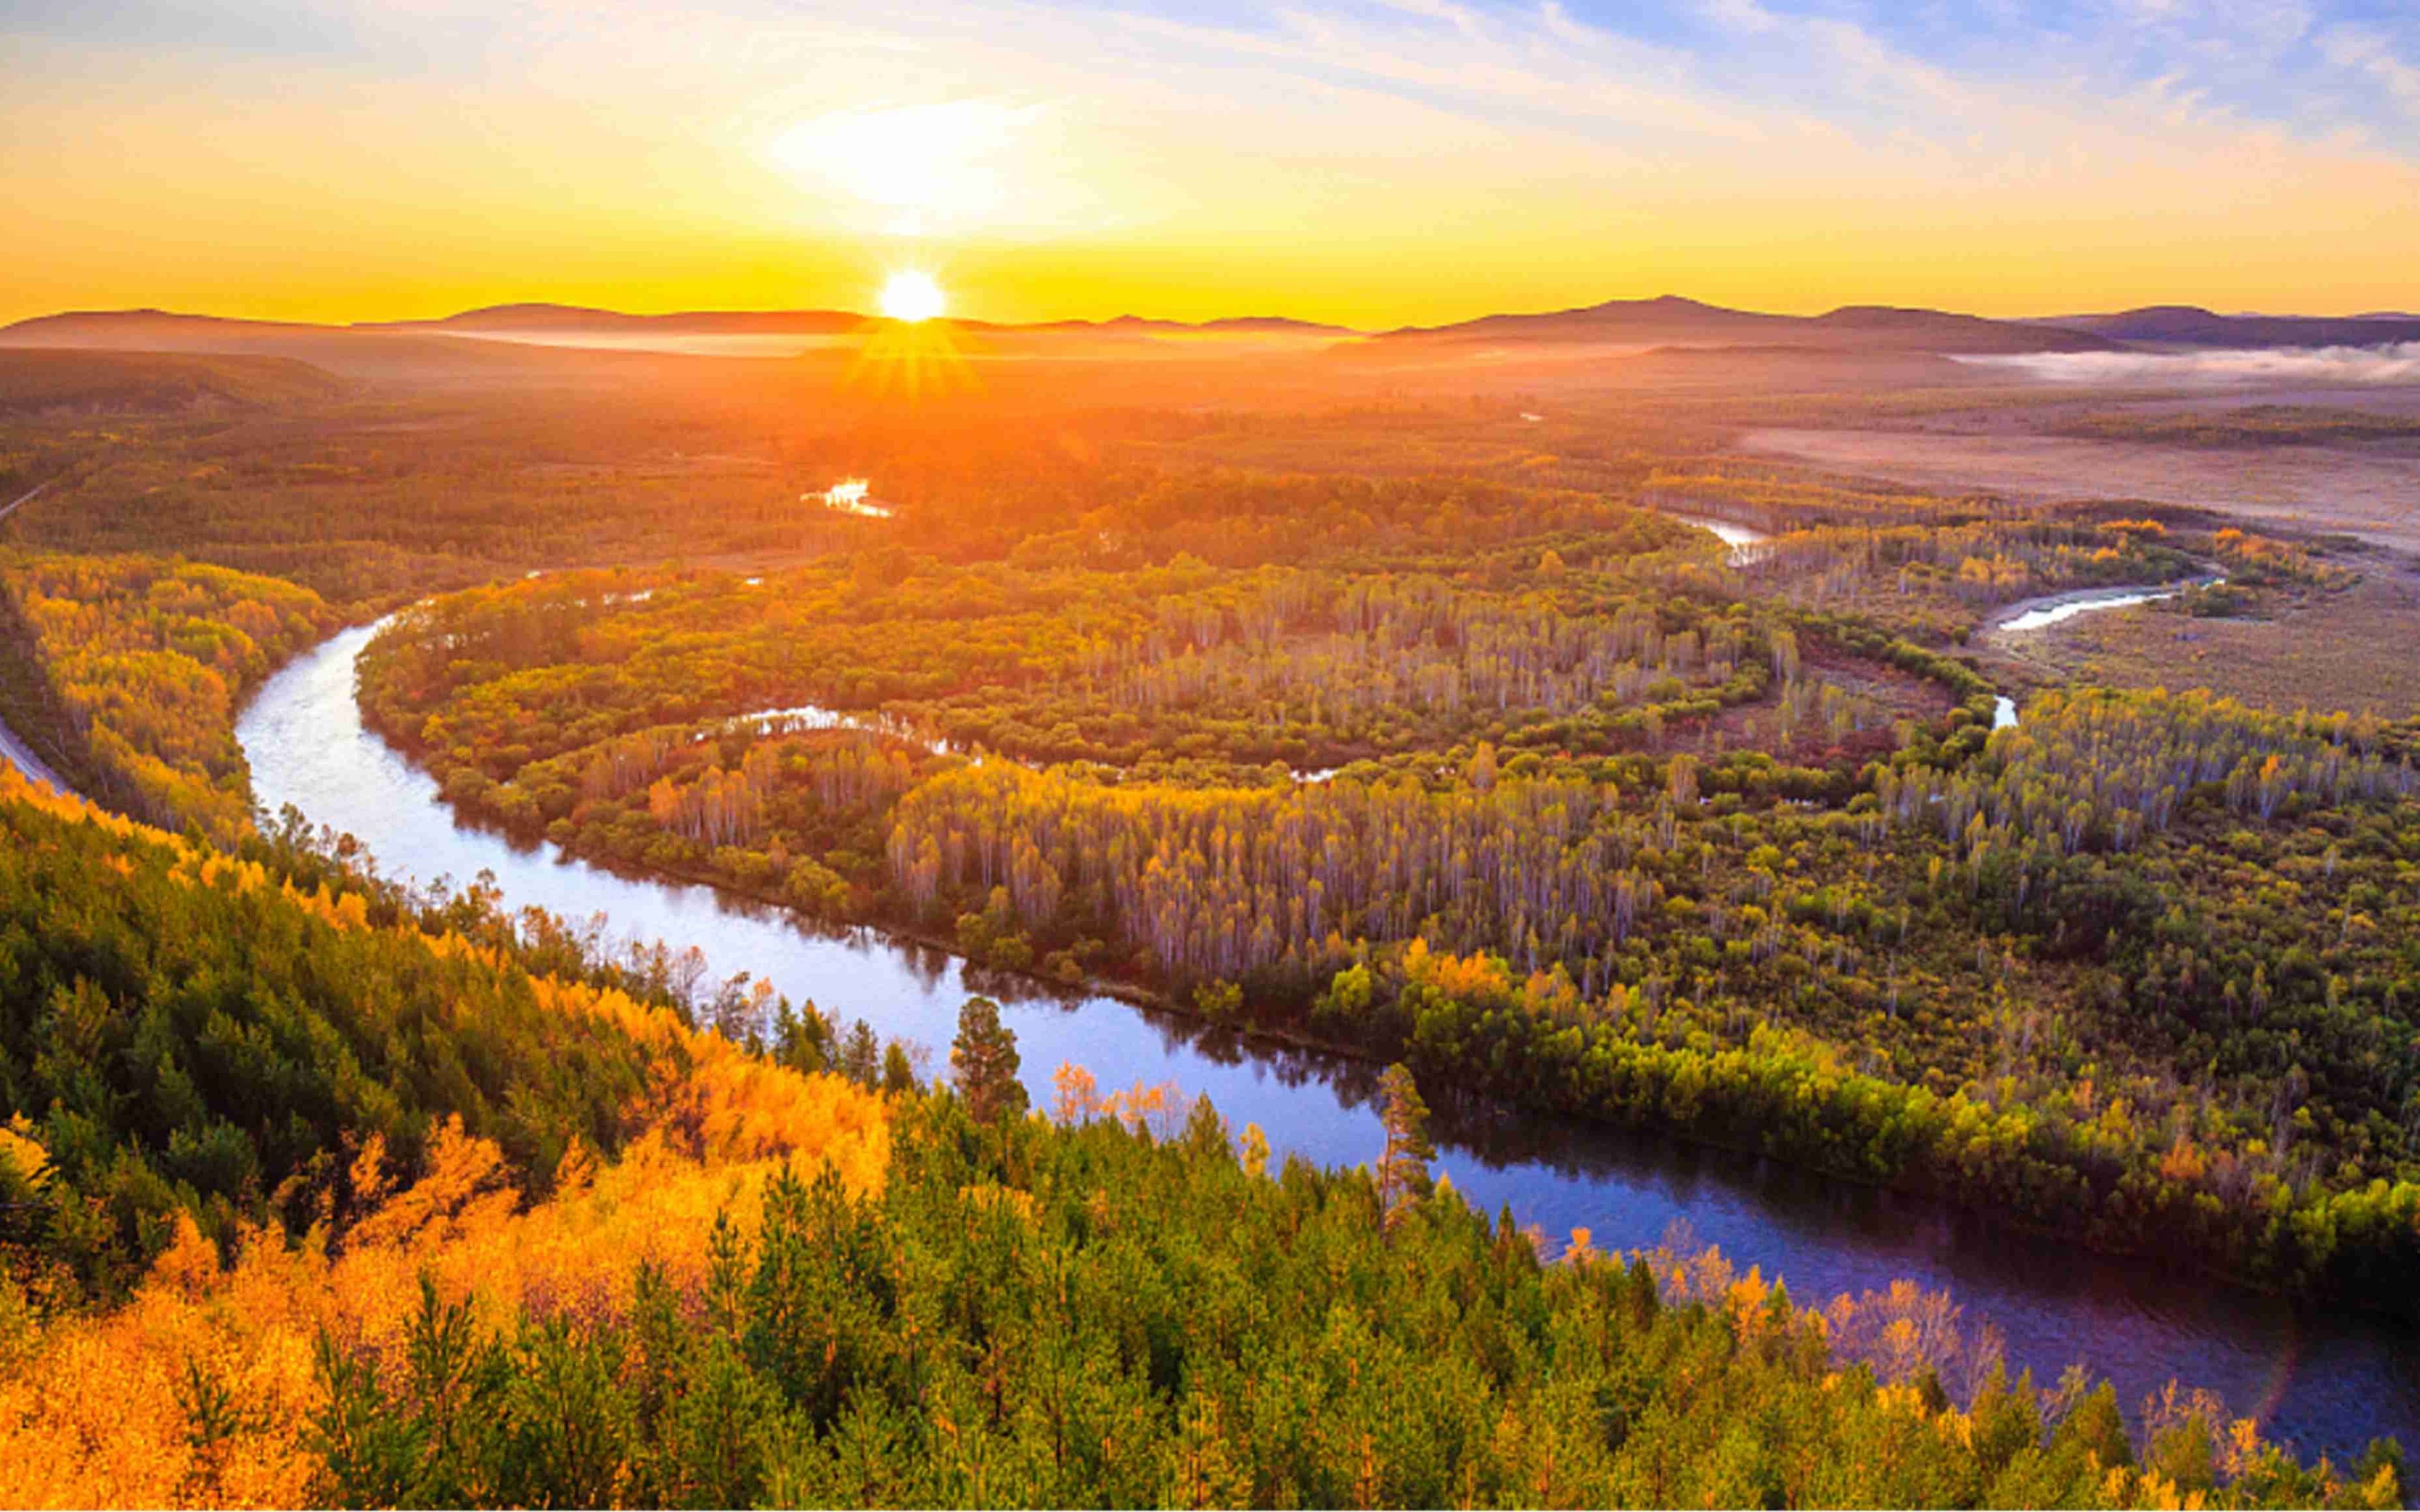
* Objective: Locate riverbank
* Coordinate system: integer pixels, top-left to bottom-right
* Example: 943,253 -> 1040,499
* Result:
483,827 -> 2420,1322
0,585 -> 84,796
0,711 -> 65,792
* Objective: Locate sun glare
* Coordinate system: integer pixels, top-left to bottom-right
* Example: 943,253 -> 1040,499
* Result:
850,275 -> 972,397
880,270 -> 946,323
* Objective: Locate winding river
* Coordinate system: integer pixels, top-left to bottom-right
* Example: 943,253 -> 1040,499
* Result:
1665,510 -> 1773,565
1980,577 -> 2232,733
234,622 -> 2420,1468
1991,576 -> 2226,635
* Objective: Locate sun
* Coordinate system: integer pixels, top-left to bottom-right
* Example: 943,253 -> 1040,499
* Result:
849,274 -> 972,398
879,270 -> 946,323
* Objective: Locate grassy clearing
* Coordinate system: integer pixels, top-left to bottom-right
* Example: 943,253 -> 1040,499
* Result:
2008,572 -> 2420,718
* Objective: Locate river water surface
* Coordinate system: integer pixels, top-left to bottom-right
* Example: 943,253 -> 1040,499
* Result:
1993,578 -> 2226,634
236,622 -> 2420,1467
1665,511 -> 1773,564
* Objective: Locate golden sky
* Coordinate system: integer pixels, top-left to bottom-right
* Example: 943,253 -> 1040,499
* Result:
5,0 -> 2419,327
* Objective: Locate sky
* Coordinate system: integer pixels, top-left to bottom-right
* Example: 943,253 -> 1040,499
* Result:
5,0 -> 2419,327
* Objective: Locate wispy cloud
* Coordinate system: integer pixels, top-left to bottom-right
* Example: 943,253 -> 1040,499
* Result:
2321,24 -> 2420,118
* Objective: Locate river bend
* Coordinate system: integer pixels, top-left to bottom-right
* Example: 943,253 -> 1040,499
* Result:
234,622 -> 2419,1466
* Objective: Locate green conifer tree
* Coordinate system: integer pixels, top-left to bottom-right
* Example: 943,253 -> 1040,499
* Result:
1375,1062 -> 1434,1229
950,996 -> 1027,1123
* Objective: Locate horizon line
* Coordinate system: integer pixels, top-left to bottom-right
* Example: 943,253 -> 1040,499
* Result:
12,292 -> 2417,340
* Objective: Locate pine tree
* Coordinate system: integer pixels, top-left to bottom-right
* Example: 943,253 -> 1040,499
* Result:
951,996 -> 1027,1123
839,1020 -> 881,1086
1375,1062 -> 1434,1229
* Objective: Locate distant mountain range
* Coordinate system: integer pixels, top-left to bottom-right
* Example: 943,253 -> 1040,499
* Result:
1370,296 -> 2420,353
1,309 -> 355,345
361,304 -> 867,335
370,303 -> 1356,338
1018,312 -> 1357,336
0,310 -> 578,380
2031,306 -> 2420,348
0,347 -> 348,416
0,304 -> 1376,391
1366,294 -> 2120,355
8,297 -> 2419,364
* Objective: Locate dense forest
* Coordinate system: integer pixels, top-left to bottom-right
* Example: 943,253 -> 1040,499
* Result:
10,406 -> 2410,1308
343,508 -> 2420,1304
355,549 -> 1868,777
0,359 -> 1708,607
0,767 -> 896,1295
0,552 -> 338,839
0,775 -> 2396,1508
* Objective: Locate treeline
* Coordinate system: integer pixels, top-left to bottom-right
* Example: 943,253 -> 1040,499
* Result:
1084,572 -> 1747,726
1737,518 -> 2199,616
944,569 -> 1791,765
1601,487 -> 2232,648
0,382 -> 853,603
890,754 -> 1751,990
1001,468 -> 1692,570
2051,405 -> 2420,449
0,550 -> 339,838
0,349 -> 346,419
2208,527 -> 2355,589
1880,688 -> 2415,860
1639,465 -> 1996,533
1341,933 -> 2419,1303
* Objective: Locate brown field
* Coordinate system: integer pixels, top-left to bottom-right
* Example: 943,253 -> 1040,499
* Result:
1736,425 -> 2420,553
1989,571 -> 2420,718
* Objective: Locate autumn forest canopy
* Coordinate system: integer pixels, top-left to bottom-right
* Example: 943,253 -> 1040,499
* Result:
0,317 -> 2417,1509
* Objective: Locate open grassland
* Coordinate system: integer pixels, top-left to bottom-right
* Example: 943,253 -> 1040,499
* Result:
2004,571 -> 2420,719
1738,427 -> 2420,554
